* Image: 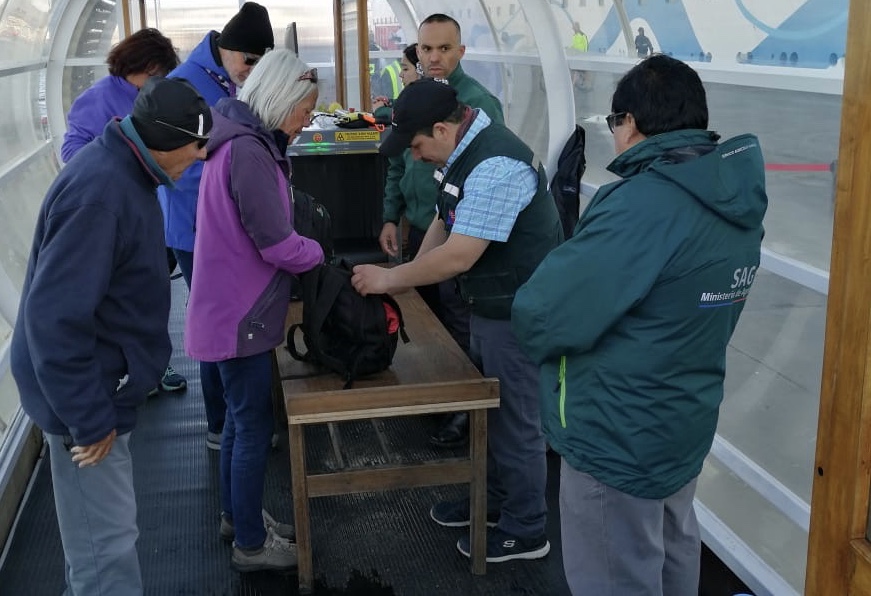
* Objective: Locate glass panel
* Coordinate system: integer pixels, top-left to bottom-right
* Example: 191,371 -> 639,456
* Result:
0,358 -> 22,448
0,149 -> 57,292
722,270 -> 824,504
0,0 -> 52,62
0,69 -> 51,164
66,0 -> 121,60
340,0 -> 361,109
560,0 -> 844,271
145,1 -> 338,106
63,64 -> 109,115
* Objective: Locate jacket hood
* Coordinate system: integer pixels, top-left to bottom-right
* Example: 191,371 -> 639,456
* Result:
608,130 -> 767,229
207,97 -> 287,164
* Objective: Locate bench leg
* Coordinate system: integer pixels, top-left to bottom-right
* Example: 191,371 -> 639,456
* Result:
290,423 -> 314,593
469,408 -> 488,575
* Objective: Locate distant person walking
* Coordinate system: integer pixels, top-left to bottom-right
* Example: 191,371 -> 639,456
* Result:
571,22 -> 588,52
635,27 -> 653,58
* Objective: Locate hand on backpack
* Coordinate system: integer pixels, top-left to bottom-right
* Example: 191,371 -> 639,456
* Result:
379,222 -> 400,258
352,264 -> 393,296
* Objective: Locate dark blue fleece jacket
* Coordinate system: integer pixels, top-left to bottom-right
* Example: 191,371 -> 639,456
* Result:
11,119 -> 172,445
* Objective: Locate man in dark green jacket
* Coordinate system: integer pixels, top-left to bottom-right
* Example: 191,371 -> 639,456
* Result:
379,13 -> 504,449
354,79 -> 562,563
513,55 -> 767,595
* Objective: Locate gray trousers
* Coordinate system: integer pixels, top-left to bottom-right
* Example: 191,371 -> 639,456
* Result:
560,460 -> 700,596
47,432 -> 142,596
469,314 -> 547,538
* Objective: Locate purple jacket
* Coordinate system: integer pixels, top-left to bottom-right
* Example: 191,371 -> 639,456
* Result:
61,75 -> 139,162
185,98 -> 324,361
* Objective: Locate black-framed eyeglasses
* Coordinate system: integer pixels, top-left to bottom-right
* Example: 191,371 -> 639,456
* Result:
606,112 -> 627,133
154,119 -> 209,149
298,68 -> 318,84
242,52 -> 262,66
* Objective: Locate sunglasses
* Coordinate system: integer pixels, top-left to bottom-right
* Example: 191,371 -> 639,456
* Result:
154,119 -> 209,149
298,68 -> 318,84
242,52 -> 262,66
606,112 -> 627,134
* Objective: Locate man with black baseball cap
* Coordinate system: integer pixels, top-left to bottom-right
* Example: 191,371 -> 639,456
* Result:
10,76 -> 211,596
379,13 -> 504,452
355,77 -> 562,563
158,1 -> 274,452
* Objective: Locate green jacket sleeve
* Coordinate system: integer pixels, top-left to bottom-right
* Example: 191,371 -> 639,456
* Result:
512,182 -> 677,365
382,152 -> 407,224
475,93 -> 504,126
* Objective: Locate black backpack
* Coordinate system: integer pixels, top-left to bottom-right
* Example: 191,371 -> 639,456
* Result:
550,125 -> 586,239
286,261 -> 409,389
292,186 -> 334,264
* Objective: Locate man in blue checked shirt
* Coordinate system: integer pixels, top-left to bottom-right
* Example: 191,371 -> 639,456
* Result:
351,79 -> 563,563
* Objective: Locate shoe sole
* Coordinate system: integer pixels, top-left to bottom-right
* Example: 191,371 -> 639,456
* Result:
160,381 -> 187,392
456,540 -> 551,563
429,508 -> 498,528
231,560 -> 297,574
428,437 -> 468,449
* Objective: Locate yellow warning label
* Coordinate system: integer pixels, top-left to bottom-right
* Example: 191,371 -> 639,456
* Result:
334,131 -> 380,142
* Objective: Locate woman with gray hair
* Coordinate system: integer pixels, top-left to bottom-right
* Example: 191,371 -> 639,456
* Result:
185,49 -> 323,573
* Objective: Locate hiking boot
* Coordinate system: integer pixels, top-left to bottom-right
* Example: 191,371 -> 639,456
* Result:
231,531 -> 297,573
160,365 -> 187,392
220,509 -> 295,542
430,498 -> 500,528
206,432 -> 222,451
457,527 -> 550,563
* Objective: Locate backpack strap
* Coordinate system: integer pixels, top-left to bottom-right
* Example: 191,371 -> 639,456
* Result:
286,324 -> 310,361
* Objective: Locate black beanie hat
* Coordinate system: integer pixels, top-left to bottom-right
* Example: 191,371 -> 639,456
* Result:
219,2 -> 274,56
132,77 -> 212,151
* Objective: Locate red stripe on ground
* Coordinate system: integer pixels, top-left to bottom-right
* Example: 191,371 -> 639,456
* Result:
765,163 -> 831,172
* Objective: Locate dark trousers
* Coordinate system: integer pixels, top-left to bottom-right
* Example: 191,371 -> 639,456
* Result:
407,226 -> 470,354
173,248 -> 226,434
469,315 -> 547,538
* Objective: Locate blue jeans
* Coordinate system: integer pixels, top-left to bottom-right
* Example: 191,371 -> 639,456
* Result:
468,314 -> 547,538
173,248 -> 226,434
216,351 -> 274,549
47,432 -> 141,596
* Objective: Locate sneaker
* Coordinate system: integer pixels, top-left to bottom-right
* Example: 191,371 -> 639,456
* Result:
457,527 -> 550,563
231,531 -> 297,573
220,509 -> 295,542
160,365 -> 187,392
206,432 -> 222,451
430,498 -> 500,528
147,387 -> 159,397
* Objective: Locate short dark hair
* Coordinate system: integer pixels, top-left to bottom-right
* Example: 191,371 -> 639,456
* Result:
611,54 -> 708,136
402,43 -> 418,65
420,13 -> 462,39
416,102 -> 467,139
107,28 -> 179,78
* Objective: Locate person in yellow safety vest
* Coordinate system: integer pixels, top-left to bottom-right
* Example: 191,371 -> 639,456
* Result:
376,59 -> 402,100
572,22 -> 589,52
570,22 -> 591,90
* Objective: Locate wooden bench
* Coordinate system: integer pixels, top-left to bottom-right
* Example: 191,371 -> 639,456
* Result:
274,290 -> 500,593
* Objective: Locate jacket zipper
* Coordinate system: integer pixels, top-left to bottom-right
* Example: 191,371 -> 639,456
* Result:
559,355 -> 567,428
